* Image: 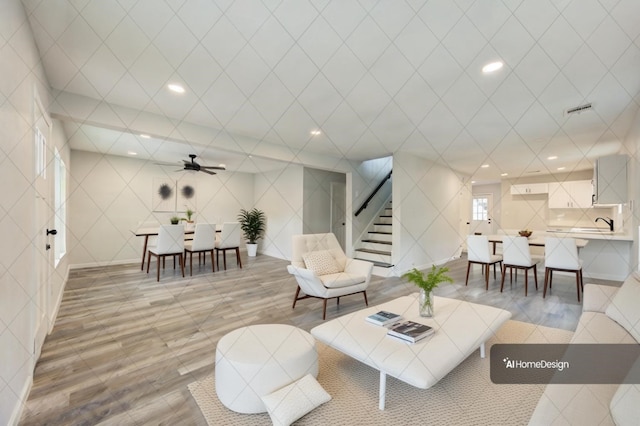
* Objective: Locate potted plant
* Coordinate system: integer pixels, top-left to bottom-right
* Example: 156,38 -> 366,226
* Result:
402,265 -> 453,317
170,216 -> 181,225
237,208 -> 266,257
182,208 -> 195,231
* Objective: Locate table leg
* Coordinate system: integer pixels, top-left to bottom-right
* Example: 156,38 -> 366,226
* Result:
379,371 -> 387,410
480,342 -> 486,358
140,235 -> 149,270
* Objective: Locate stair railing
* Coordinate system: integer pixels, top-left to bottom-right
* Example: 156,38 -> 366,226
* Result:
354,170 -> 392,217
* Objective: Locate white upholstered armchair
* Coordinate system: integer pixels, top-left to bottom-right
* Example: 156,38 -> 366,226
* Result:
287,233 -> 373,320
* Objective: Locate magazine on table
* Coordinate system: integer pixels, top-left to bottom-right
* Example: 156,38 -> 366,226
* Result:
387,320 -> 434,343
365,310 -> 403,327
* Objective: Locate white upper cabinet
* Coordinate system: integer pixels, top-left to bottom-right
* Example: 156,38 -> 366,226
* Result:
593,155 -> 627,205
548,180 -> 593,209
510,183 -> 548,195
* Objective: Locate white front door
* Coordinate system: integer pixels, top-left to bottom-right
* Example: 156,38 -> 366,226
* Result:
470,194 -> 494,235
33,94 -> 54,359
330,182 -> 346,250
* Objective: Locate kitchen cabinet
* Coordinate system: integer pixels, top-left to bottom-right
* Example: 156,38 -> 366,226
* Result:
594,154 -> 627,205
510,183 -> 548,195
548,180 -> 593,209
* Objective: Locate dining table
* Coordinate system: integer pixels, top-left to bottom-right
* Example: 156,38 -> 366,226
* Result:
486,234 -> 589,255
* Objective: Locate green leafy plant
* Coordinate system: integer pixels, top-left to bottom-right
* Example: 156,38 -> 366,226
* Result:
182,208 -> 195,222
170,216 -> 181,225
402,265 -> 454,293
237,208 -> 266,244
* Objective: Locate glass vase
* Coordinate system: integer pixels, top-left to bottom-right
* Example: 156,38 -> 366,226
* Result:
419,288 -> 434,317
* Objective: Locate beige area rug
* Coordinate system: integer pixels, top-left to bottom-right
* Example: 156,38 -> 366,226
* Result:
188,320 -> 572,426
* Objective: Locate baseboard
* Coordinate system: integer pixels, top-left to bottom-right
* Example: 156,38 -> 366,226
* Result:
69,258 -> 141,269
8,375 -> 33,426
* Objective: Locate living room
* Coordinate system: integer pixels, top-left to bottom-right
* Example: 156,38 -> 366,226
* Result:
2,0 -> 640,424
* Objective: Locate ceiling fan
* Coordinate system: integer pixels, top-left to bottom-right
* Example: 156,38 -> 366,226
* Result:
156,154 -> 226,175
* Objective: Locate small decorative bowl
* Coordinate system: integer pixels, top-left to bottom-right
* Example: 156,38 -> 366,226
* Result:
518,230 -> 532,238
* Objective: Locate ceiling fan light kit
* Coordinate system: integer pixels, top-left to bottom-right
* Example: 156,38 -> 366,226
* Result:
156,154 -> 226,175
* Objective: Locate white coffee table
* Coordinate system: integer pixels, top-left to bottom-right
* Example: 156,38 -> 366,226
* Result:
311,293 -> 511,409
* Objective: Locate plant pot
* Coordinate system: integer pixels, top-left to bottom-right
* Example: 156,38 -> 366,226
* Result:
419,288 -> 434,317
246,243 -> 258,257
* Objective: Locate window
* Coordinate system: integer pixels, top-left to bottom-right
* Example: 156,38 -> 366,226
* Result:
54,149 -> 66,265
472,196 -> 488,221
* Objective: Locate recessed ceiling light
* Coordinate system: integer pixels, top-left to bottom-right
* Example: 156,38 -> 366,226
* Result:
310,130 -> 321,136
168,83 -> 185,93
127,151 -> 137,156
547,156 -> 558,160
140,134 -> 150,139
482,61 -> 503,73
481,164 -> 489,168
501,173 -> 508,176
557,167 -> 566,171
471,180 -> 476,184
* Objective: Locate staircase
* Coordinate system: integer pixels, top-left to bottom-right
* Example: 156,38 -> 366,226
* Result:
354,201 -> 393,271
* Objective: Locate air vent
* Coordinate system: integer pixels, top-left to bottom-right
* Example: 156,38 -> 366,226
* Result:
565,103 -> 592,115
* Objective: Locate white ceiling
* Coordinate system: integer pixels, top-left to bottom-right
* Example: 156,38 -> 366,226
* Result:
22,0 -> 640,179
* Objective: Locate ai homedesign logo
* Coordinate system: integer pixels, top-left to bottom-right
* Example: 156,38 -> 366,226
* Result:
503,357 -> 570,372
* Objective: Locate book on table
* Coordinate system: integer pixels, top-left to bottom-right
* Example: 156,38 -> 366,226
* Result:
365,310 -> 403,326
387,320 -> 434,343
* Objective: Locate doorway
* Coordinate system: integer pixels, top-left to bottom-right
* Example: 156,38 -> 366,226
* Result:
330,182 -> 346,250
470,194 -> 494,235
33,93 -> 54,359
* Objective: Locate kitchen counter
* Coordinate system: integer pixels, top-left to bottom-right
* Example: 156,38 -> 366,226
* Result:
498,229 -> 633,281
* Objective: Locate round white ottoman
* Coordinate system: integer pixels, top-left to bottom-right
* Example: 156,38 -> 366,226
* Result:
215,324 -> 318,414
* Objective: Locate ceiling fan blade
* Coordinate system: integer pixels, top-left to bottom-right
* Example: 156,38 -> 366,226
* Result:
200,165 -> 226,170
154,161 -> 180,166
200,169 -> 217,175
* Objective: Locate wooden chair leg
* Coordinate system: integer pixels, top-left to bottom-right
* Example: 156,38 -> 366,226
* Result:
157,255 -> 161,282
363,291 -> 368,306
292,286 -> 301,309
465,262 -> 471,286
180,254 -> 185,277
524,268 -> 528,297
500,264 -> 506,292
543,268 -> 550,298
485,264 -> 490,290
146,252 -> 151,273
493,263 -> 497,279
189,251 -> 193,276
223,250 -> 227,270
533,266 -> 538,290
576,271 -> 581,302
322,299 -> 328,320
236,247 -> 242,268
210,250 -> 215,272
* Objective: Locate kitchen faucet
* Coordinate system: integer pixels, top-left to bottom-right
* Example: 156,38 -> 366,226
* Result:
595,217 -> 614,231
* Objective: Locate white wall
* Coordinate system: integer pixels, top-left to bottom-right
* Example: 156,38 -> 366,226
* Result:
391,152 -> 463,274
254,165 -> 304,260
302,167 -> 346,234
0,1 -> 70,423
68,150 -> 255,267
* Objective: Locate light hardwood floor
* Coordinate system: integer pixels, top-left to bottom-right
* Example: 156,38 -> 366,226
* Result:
20,254 -> 620,425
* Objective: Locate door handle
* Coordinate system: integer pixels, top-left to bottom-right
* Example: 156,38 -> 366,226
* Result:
46,228 -> 57,236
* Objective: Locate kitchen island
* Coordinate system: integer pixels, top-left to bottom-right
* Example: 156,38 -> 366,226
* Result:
497,229 -> 633,281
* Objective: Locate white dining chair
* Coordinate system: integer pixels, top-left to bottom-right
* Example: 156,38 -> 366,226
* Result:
544,237 -> 583,301
184,223 -> 216,276
501,236 -> 538,296
466,235 -> 503,290
215,222 -> 242,270
147,224 -> 185,281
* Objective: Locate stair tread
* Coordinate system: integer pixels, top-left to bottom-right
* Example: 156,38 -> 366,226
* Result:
368,231 -> 392,235
373,222 -> 392,226
361,239 -> 392,245
355,248 -> 391,255
379,215 -> 392,218
357,258 -> 393,268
